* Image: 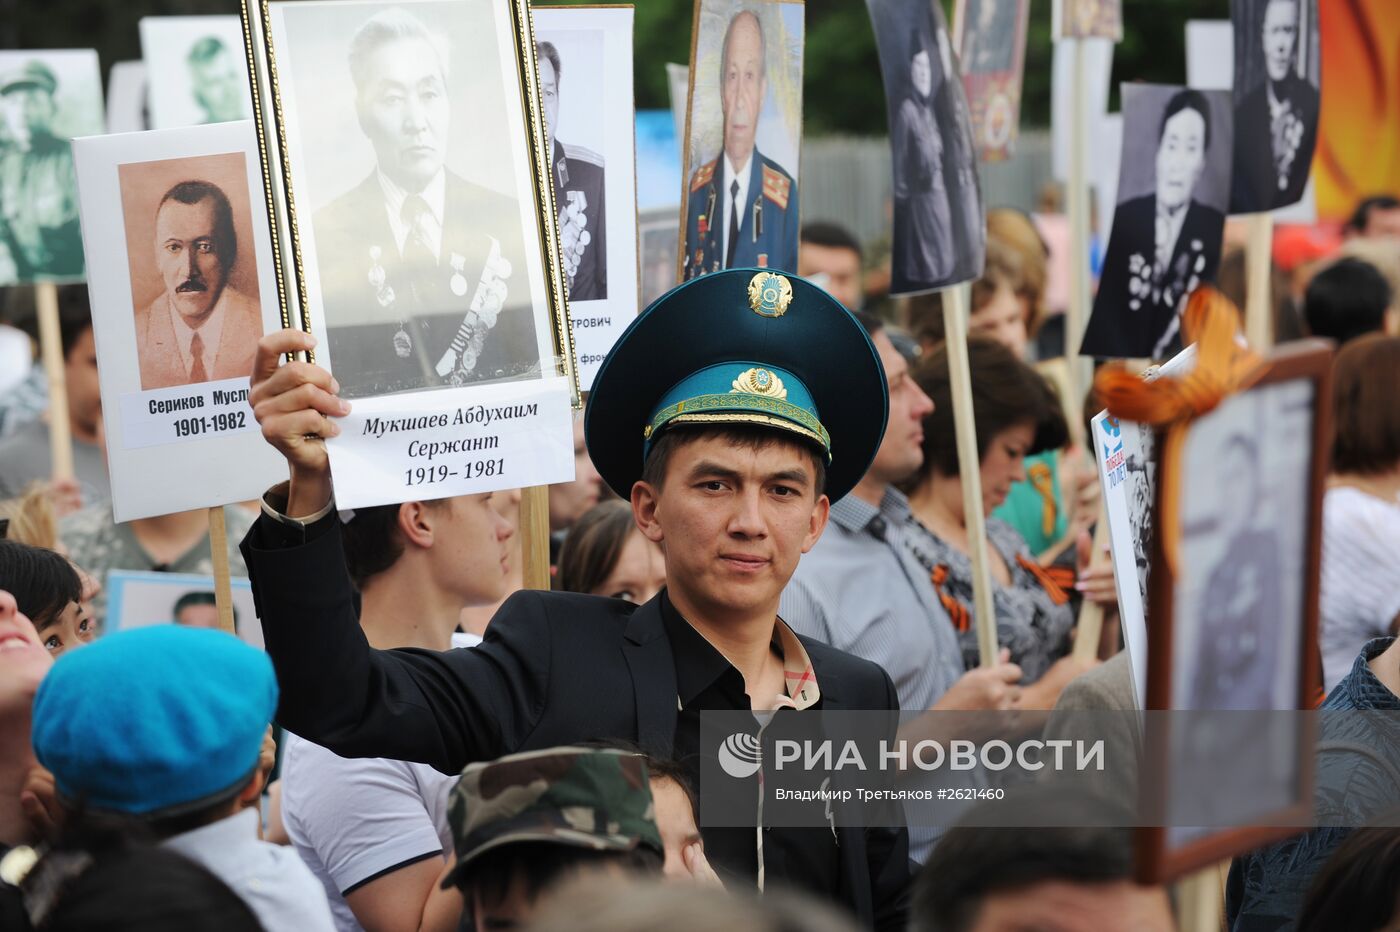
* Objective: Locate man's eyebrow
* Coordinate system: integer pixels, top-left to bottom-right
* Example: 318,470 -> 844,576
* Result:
686,460 -> 743,482
767,468 -> 811,487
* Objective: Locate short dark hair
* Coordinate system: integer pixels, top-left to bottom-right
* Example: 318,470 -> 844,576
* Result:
1304,257 -> 1393,345
0,538 -> 81,629
171,591 -> 238,629
1297,823 -> 1400,932
640,424 -> 826,500
913,792 -> 1140,932
158,181 -> 237,268
912,337 -> 1069,482
556,499 -> 635,596
800,221 -> 863,263
339,500 -> 448,589
537,40 -> 561,85
1347,195 -> 1400,235
461,842 -> 662,913
852,308 -> 884,338
1159,88 -> 1212,151
1331,334 -> 1400,475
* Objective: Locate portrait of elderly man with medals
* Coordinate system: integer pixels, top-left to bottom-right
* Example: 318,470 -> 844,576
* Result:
681,6 -> 800,280
1082,87 -> 1230,360
308,6 -> 536,399
1230,0 -> 1320,215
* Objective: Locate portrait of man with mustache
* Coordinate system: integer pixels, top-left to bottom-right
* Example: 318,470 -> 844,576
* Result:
134,178 -> 262,390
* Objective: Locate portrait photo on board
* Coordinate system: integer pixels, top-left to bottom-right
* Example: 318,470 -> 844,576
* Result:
1229,0 -> 1320,215
140,17 -> 253,129
868,0 -> 985,296
1052,0 -> 1123,41
955,0 -> 1030,162
118,153 -> 264,392
263,0 -> 560,400
1081,85 -> 1233,360
106,569 -> 263,650
0,50 -> 102,285
679,0 -> 803,281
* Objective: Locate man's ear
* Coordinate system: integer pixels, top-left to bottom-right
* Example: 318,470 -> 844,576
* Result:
800,494 -> 831,555
632,481 -> 665,544
397,501 -> 435,550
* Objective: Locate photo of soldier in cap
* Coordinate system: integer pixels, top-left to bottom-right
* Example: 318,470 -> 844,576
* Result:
116,151 -> 264,391
140,18 -> 253,130
0,50 -> 103,284
267,0 -> 547,399
536,38 -> 608,303
680,1 -> 803,281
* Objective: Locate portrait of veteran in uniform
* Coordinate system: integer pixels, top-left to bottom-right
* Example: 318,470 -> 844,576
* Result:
132,179 -> 262,391
1230,0 -> 1319,215
537,40 -> 607,303
1082,88 -> 1229,361
682,8 -> 799,280
311,6 -> 536,400
0,60 -> 85,281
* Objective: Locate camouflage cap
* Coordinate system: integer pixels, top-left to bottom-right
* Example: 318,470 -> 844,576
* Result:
441,746 -> 664,890
0,61 -> 57,96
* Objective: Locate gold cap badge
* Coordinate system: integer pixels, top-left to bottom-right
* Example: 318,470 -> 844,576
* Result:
731,367 -> 787,399
748,272 -> 793,318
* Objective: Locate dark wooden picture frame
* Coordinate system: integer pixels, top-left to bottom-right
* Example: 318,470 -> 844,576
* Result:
1135,339 -> 1333,883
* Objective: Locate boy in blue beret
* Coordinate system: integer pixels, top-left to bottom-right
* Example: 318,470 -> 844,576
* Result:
241,269 -> 912,927
30,625 -> 334,932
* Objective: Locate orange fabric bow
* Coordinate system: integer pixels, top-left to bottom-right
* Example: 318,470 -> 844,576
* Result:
1093,288 -> 1267,575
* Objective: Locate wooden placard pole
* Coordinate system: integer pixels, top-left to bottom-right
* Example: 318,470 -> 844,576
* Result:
1244,213 -> 1274,351
942,284 -> 999,668
1072,506 -> 1111,660
207,506 -> 236,634
1064,38 -> 1091,411
519,485 -> 552,591
35,282 -> 74,481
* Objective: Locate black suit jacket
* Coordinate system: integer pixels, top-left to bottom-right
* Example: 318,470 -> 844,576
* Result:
1230,76 -> 1319,215
241,516 -> 911,929
312,170 -> 539,399
550,139 -> 608,302
1081,194 -> 1226,360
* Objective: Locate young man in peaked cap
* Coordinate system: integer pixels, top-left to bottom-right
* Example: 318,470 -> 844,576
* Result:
240,268 -> 911,927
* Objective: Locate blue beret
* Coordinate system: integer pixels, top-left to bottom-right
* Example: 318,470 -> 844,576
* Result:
32,626 -> 277,817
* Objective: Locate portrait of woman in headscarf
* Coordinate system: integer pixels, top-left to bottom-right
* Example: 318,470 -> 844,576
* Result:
891,31 -> 955,291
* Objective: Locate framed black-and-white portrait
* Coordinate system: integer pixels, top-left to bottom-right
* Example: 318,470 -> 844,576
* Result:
245,0 -> 578,509
532,5 -> 639,390
72,122 -> 286,522
868,0 -> 985,296
140,16 -> 254,129
0,50 -> 103,285
1137,340 -> 1331,881
1081,84 -> 1233,361
954,0 -> 1030,162
678,0 -> 804,282
1229,0 -> 1320,215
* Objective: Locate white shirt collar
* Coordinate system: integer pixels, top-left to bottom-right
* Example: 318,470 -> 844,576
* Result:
720,151 -> 754,269
166,288 -> 228,379
378,168 -> 447,261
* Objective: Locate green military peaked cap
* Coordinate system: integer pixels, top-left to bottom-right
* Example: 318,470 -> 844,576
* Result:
586,269 -> 888,502
0,61 -> 57,96
441,746 -> 662,890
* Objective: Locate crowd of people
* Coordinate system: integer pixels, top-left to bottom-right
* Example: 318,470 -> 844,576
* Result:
1,188 -> 1400,932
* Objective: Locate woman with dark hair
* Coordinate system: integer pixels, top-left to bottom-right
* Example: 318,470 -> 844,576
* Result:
891,31 -> 954,290
905,338 -> 1089,702
0,539 -> 90,656
556,500 -> 666,605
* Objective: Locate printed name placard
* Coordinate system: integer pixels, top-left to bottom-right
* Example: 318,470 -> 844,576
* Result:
118,377 -> 256,450
327,377 -> 576,510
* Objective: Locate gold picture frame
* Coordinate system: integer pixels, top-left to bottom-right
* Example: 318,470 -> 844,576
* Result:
240,0 -> 579,405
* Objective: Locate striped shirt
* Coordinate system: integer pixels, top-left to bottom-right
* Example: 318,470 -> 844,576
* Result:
1320,487 -> 1400,692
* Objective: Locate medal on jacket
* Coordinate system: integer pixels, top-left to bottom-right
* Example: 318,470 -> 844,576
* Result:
435,237 -> 512,380
369,245 -> 411,357
752,196 -> 762,242
450,252 -> 468,297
